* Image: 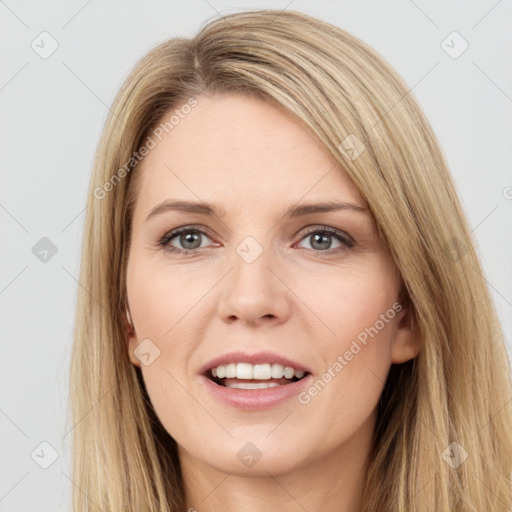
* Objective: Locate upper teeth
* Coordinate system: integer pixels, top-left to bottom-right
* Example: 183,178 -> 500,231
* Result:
211,363 -> 305,380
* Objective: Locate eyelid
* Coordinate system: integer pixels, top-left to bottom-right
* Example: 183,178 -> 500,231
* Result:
158,223 -> 355,255
158,224 -> 216,249
297,225 -> 354,245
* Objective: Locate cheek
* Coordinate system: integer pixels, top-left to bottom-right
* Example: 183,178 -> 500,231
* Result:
126,256 -> 205,396
296,260 -> 399,350
127,255 -> 210,339
293,264 -> 398,413
126,259 -> 209,437
330,284 -> 397,360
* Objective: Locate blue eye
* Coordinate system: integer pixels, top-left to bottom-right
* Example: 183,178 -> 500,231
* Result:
296,227 -> 355,252
158,225 -> 355,256
158,226 -> 214,255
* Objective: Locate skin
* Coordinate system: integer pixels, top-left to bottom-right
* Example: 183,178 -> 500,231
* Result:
125,92 -> 421,512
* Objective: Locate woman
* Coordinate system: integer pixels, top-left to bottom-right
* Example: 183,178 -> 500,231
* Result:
69,9 -> 512,511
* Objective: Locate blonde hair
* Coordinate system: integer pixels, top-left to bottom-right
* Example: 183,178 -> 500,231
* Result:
69,9 -> 512,511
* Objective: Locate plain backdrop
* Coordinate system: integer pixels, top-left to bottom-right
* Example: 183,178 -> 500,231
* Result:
0,1 -> 511,510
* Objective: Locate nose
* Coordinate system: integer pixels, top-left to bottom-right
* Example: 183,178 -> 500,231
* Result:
216,242 -> 292,327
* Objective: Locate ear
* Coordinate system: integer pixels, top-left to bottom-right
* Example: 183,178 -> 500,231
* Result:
124,307 -> 141,368
391,303 -> 421,364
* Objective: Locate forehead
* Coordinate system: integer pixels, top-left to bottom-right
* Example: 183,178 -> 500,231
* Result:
134,92 -> 365,213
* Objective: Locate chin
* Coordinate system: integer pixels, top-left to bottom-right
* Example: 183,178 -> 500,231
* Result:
179,434 -> 310,476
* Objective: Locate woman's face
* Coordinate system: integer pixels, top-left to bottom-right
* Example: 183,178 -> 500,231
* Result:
126,92 -> 418,477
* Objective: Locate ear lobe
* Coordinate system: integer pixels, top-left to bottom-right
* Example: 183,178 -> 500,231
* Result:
124,308 -> 141,368
391,305 -> 421,364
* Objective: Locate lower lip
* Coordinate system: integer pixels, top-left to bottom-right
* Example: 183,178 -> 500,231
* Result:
199,374 -> 313,410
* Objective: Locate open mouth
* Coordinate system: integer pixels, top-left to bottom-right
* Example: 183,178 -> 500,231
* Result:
205,370 -> 309,389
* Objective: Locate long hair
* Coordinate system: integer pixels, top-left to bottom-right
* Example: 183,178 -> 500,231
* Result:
69,9 -> 512,511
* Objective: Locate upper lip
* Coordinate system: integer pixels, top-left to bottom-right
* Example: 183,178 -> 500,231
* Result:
199,350 -> 312,376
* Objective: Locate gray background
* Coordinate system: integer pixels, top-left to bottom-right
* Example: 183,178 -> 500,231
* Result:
1,1 -> 511,510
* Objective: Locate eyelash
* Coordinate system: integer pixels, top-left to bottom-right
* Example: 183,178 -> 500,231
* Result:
157,224 -> 356,256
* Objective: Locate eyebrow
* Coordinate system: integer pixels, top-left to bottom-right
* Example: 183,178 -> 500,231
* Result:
145,199 -> 367,222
